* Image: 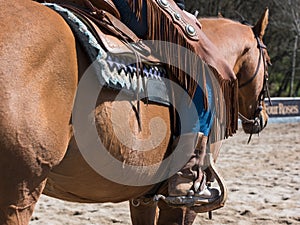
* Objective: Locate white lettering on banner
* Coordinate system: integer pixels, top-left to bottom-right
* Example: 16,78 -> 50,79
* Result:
267,104 -> 299,115
266,98 -> 300,117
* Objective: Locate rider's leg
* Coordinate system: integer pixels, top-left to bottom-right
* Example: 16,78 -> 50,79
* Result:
111,0 -> 185,38
111,0 -> 218,200
111,0 -> 147,38
168,77 -> 219,198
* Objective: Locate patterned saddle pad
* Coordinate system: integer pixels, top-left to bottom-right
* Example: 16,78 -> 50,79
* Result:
43,3 -> 170,106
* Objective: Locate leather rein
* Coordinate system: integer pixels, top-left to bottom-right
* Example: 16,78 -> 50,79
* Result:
237,35 -> 271,143
238,35 -> 271,124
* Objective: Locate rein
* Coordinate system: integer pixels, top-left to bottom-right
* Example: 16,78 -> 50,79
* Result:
238,35 -> 271,143
238,36 -> 265,89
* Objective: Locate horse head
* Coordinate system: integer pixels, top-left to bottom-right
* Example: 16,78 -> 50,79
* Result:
236,9 -> 271,134
201,8 -> 271,136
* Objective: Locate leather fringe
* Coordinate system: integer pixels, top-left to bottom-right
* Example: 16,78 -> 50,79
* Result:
146,0 -> 200,96
145,0 -> 238,138
127,0 -> 143,20
218,74 -> 239,138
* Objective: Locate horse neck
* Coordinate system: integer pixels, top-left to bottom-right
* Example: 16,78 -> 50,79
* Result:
201,18 -> 263,117
200,18 -> 252,73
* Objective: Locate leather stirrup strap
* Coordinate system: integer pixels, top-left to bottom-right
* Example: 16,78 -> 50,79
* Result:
83,0 -> 120,19
61,3 -> 140,43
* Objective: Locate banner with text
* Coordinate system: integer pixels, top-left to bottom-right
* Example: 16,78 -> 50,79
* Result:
265,97 -> 300,117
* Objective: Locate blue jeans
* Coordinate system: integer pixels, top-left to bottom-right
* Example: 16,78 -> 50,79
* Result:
112,0 -> 185,38
112,0 -> 148,38
179,83 -> 215,136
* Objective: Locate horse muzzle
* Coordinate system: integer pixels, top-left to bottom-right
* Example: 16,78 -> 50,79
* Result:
241,110 -> 268,134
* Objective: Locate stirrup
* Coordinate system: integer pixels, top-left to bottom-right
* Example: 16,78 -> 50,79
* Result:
154,153 -> 227,212
191,153 -> 227,213
154,191 -> 219,208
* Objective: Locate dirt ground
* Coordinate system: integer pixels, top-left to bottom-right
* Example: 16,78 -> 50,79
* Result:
30,122 -> 300,225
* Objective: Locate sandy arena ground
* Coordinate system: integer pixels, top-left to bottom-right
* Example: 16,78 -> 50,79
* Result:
30,122 -> 300,225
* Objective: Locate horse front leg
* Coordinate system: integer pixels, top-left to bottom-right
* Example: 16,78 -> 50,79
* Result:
157,201 -> 197,225
0,179 -> 47,225
0,121 -> 73,225
129,199 -> 158,225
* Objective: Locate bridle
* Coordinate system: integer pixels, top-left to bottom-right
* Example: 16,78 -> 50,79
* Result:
237,35 -> 271,142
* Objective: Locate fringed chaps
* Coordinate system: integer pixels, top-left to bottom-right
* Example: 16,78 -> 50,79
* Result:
143,0 -> 239,137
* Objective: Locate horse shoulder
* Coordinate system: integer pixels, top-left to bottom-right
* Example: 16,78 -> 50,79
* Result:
0,0 -> 77,167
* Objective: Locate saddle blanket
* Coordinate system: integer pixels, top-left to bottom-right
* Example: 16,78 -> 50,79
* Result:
43,3 -> 170,106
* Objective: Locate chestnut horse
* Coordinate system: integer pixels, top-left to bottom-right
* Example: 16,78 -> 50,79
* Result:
0,1 -> 269,225
201,12 -> 270,138
130,9 -> 271,225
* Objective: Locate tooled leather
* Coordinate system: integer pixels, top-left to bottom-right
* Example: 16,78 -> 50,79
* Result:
155,0 -> 199,41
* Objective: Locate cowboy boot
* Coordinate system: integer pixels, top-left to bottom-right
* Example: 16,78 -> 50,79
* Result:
168,132 -> 219,199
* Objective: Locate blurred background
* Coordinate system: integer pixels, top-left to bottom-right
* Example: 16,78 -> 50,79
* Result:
186,0 -> 300,97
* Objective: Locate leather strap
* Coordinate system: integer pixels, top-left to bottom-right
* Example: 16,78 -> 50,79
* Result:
61,3 -> 139,43
59,3 -> 161,63
104,12 -> 141,43
83,0 -> 120,19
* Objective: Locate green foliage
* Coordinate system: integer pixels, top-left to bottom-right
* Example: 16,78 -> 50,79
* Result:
185,0 -> 300,97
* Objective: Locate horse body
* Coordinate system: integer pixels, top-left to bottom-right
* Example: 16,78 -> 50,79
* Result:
1,1 -> 172,223
44,11 -> 270,224
44,93 -> 171,203
0,1 -> 270,224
